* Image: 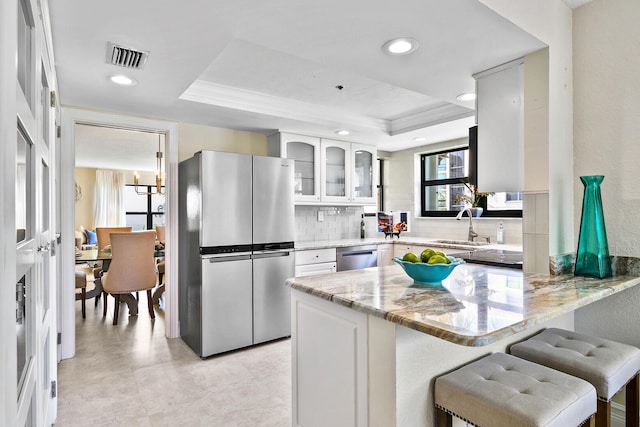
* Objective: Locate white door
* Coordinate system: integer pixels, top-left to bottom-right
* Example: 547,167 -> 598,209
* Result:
15,0 -> 58,423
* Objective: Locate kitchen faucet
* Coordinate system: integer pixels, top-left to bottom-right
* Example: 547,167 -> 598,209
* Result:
456,207 -> 478,242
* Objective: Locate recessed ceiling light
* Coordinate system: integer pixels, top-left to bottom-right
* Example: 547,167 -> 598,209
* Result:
335,130 -> 350,136
110,75 -> 137,86
413,137 -> 427,142
456,92 -> 476,101
382,38 -> 419,55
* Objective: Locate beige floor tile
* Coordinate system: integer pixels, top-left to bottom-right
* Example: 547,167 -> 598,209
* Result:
56,296 -> 291,426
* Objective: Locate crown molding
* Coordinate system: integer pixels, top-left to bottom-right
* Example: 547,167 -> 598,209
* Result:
181,80 -> 389,133
389,103 -> 474,135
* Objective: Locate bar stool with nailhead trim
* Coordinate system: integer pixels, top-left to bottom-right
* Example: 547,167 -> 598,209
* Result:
435,352 -> 597,427
511,328 -> 640,427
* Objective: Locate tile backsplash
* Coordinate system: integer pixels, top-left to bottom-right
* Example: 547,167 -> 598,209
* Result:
295,206 -> 378,241
295,205 -> 523,245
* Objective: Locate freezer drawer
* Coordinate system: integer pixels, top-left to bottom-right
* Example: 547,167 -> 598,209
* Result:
253,250 -> 295,344
201,255 -> 253,357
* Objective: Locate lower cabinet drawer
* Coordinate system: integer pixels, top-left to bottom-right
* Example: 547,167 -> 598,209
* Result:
295,262 -> 337,277
295,248 -> 337,265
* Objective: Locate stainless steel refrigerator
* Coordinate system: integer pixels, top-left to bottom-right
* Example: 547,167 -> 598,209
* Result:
178,150 -> 295,358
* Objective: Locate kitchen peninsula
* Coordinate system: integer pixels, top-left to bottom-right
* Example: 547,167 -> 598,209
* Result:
288,263 -> 640,427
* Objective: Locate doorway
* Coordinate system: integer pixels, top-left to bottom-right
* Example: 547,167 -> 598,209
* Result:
59,108 -> 179,360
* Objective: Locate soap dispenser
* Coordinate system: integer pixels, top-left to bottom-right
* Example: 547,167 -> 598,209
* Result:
360,214 -> 366,239
497,222 -> 505,244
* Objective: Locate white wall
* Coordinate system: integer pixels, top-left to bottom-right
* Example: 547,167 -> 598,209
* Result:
572,0 -> 640,348
178,122 -> 267,161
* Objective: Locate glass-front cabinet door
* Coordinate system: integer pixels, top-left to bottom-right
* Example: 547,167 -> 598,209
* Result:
351,144 -> 377,205
321,139 -> 350,203
267,132 -> 321,204
280,133 -> 321,203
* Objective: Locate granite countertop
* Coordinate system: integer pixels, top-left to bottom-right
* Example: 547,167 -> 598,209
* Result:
294,237 -> 523,252
287,263 -> 640,346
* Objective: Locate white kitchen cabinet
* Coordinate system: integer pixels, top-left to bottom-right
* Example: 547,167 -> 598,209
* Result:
350,143 -> 377,205
377,244 -> 393,266
474,59 -> 524,192
321,139 -> 350,203
321,139 -> 377,205
269,132 -> 377,206
294,248 -> 337,277
267,132 -> 321,203
393,244 -> 413,258
292,289 -> 370,427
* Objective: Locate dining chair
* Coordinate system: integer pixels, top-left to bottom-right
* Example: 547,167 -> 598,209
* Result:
95,226 -> 132,249
94,227 -> 132,313
155,225 -> 166,244
101,231 -> 157,325
75,271 -> 88,318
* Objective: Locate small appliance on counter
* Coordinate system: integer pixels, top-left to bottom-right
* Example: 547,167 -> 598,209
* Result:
378,211 -> 409,238
178,150 -> 295,358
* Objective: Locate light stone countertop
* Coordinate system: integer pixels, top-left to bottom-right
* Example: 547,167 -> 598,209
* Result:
287,263 -> 640,346
294,236 -> 523,252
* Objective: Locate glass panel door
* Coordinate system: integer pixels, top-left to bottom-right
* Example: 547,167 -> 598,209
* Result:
16,125 -> 36,425
325,146 -> 346,197
353,149 -> 373,198
288,142 -> 315,196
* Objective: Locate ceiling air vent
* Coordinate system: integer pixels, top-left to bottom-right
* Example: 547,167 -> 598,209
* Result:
106,42 -> 149,69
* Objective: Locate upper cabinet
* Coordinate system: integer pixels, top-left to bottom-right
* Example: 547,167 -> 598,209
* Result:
350,143 -> 376,204
268,133 -> 377,206
268,133 -> 321,203
474,59 -> 524,193
320,139 -> 350,203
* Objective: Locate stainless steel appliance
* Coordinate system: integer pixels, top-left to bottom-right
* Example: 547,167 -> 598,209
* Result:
179,151 -> 295,358
336,245 -> 377,271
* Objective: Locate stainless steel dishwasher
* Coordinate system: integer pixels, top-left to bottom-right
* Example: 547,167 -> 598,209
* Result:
336,245 -> 378,271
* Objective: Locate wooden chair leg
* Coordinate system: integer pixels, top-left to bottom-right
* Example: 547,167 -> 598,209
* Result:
102,291 -> 108,316
435,407 -> 452,427
112,294 -> 120,325
626,374 -> 639,427
94,291 -> 100,307
147,290 -> 155,319
81,287 -> 86,319
596,399 -> 611,427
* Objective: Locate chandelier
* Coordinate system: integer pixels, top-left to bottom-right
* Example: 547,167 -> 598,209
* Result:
134,134 -> 164,195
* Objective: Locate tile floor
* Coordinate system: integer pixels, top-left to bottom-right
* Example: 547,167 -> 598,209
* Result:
55,293 -> 292,426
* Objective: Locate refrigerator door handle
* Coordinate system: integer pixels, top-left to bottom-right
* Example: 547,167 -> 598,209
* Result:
252,251 -> 292,259
204,254 -> 252,263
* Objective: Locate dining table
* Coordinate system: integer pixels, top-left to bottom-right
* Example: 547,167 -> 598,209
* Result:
75,247 -> 165,317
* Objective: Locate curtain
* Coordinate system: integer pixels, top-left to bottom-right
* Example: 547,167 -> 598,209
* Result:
93,170 -> 126,227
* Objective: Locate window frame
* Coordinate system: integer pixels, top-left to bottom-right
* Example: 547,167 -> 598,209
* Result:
420,144 -> 522,218
124,184 -> 165,230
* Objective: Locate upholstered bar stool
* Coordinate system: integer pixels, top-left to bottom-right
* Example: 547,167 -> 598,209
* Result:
511,328 -> 640,427
435,352 -> 596,427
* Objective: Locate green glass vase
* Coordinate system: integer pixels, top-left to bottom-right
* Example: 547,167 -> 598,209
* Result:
574,175 -> 612,278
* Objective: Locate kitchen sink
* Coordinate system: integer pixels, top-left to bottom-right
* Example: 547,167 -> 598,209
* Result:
447,249 -> 523,269
433,239 -> 490,247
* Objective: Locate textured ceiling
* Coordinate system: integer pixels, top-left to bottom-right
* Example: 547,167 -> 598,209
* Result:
50,0 -> 547,164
